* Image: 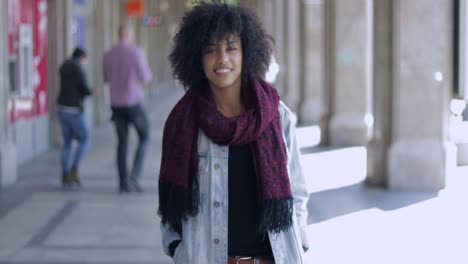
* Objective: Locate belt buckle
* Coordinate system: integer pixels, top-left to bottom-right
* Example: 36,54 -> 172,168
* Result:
236,256 -> 253,264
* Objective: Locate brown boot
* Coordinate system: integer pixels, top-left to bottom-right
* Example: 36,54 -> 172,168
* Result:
69,167 -> 82,187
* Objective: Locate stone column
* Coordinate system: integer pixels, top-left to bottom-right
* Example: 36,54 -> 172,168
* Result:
152,0 -> 185,91
144,0 -> 157,98
388,0 -> 455,190
329,0 -> 373,145
283,0 -> 301,114
93,0 -> 113,125
258,0 -> 274,37
320,0 -> 335,144
238,0 -> 259,12
366,0 -> 393,187
273,0 -> 286,96
300,0 -> 328,131
242,0 -> 277,91
47,0 -> 74,147
454,0 -> 468,165
459,0 -> 468,106
112,0 -> 123,45
0,0 -> 17,188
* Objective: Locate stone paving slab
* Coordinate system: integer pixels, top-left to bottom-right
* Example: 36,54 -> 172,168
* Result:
0,199 -> 67,259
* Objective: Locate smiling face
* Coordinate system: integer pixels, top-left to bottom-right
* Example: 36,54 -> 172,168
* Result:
202,34 -> 243,92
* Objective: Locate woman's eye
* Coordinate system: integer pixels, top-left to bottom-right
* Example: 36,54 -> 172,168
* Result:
227,46 -> 237,51
204,48 -> 215,54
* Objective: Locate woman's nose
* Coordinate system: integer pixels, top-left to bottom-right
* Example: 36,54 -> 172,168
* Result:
217,51 -> 229,64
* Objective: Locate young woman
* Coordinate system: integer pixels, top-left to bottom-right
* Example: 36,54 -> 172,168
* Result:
158,3 -> 309,263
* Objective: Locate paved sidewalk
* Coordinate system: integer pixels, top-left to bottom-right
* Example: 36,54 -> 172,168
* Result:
0,87 -> 183,264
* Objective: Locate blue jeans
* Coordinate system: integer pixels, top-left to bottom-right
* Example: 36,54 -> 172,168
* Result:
57,110 -> 89,173
111,103 -> 149,189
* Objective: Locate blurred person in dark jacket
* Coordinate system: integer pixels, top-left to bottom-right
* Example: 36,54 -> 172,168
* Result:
103,24 -> 152,193
57,47 -> 92,189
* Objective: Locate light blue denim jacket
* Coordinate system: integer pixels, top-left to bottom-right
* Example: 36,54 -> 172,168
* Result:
161,102 -> 309,264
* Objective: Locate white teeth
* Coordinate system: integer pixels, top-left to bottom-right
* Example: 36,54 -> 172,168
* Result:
215,68 -> 231,73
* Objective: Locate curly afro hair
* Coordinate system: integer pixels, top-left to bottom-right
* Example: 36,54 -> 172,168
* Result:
169,1 -> 273,89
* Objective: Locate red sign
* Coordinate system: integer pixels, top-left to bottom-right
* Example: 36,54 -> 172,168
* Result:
7,0 -> 48,123
125,0 -> 145,18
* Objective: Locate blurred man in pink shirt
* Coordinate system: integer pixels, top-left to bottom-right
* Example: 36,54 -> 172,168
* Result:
103,24 -> 152,193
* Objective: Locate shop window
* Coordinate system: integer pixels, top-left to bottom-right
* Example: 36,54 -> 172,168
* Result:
18,24 -> 34,97
9,59 -> 16,92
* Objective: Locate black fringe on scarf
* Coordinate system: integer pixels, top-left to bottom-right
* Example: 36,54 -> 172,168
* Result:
159,177 -> 294,235
258,197 -> 294,234
158,176 -> 199,235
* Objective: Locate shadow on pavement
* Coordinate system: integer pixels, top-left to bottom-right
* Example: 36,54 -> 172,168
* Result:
307,181 -> 439,225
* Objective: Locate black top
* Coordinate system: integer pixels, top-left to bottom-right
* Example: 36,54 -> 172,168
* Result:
228,144 -> 274,257
57,59 -> 91,111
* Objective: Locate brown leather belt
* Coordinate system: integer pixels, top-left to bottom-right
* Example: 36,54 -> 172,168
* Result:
228,256 -> 275,264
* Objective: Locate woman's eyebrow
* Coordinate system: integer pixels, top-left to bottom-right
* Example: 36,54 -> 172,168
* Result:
204,43 -> 218,50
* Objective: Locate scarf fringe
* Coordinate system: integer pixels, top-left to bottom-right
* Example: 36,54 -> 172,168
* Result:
158,178 -> 199,235
259,197 -> 294,233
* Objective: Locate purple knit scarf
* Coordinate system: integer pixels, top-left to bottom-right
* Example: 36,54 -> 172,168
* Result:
158,78 -> 293,234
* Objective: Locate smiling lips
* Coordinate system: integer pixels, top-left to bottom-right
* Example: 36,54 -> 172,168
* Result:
215,68 -> 232,74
